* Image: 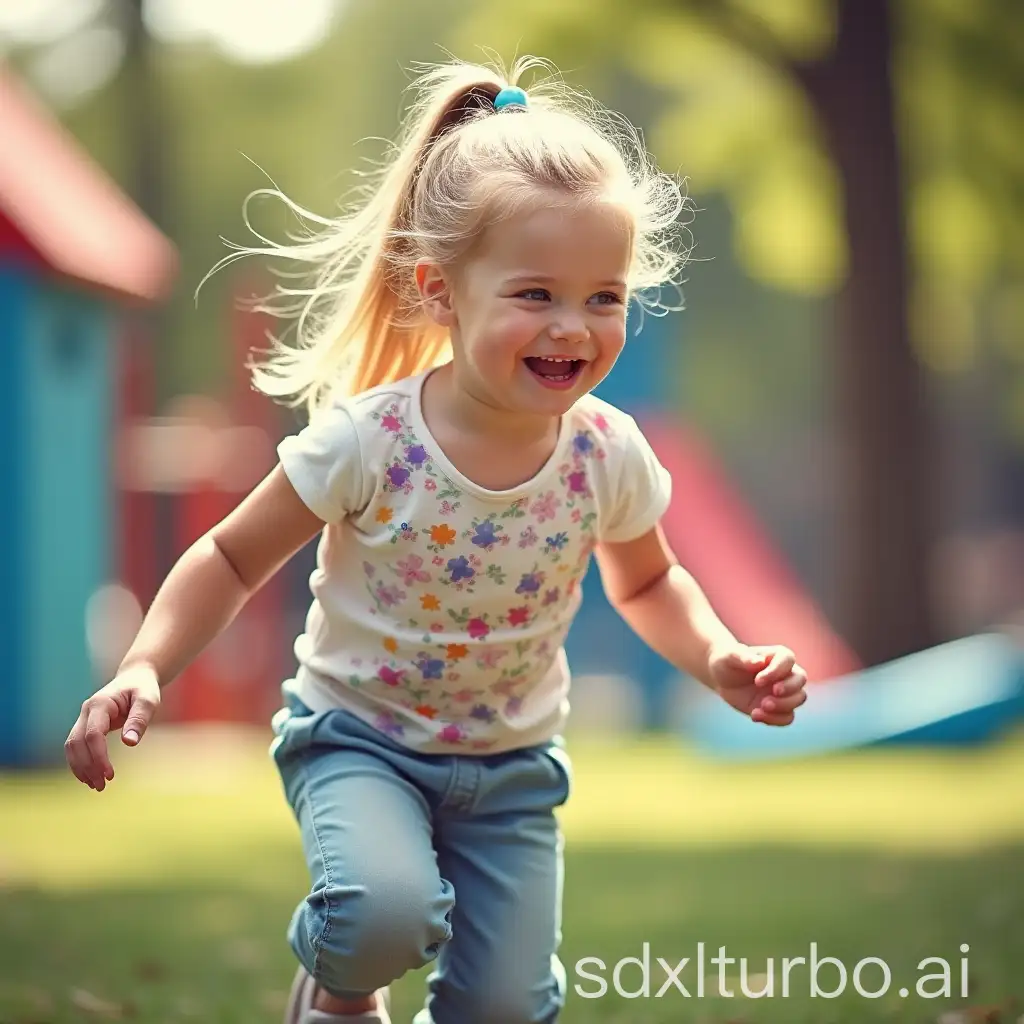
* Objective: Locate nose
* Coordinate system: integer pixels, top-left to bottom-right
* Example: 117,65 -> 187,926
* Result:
548,312 -> 589,345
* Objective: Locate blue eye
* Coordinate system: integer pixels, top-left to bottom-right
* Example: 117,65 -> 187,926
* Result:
593,292 -> 623,305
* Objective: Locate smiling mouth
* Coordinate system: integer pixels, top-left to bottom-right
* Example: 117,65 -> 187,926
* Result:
523,356 -> 586,386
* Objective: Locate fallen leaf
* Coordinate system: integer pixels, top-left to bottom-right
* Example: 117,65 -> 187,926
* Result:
938,1006 -> 1012,1024
69,988 -> 124,1018
968,1003 -> 1012,1023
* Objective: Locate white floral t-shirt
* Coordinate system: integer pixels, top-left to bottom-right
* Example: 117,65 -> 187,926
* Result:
277,369 -> 672,754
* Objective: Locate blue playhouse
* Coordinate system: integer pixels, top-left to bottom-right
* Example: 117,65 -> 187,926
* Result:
0,69 -> 177,767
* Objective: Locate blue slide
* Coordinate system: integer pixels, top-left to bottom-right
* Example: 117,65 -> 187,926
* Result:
679,632 -> 1024,761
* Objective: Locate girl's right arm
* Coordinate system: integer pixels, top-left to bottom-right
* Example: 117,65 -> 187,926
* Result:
65,464 -> 325,791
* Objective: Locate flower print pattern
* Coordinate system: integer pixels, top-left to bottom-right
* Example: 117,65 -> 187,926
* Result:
506,606 -> 530,627
467,617 -> 490,640
447,556 -> 475,584
372,582 -> 406,609
370,401 -> 463,500
530,491 -> 560,522
476,646 -> 509,670
500,496 -> 529,520
573,432 -> 594,456
394,554 -> 430,586
470,518 -> 501,549
567,470 -> 589,497
515,569 -> 545,597
405,444 -> 429,468
378,666 -> 406,687
415,654 -> 446,680
385,463 -> 412,492
375,712 -> 404,737
426,524 -> 457,552
518,526 -> 539,548
349,397 -> 634,747
438,723 -> 465,744
543,532 -> 569,556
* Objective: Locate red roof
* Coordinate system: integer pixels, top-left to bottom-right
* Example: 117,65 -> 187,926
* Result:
0,67 -> 177,305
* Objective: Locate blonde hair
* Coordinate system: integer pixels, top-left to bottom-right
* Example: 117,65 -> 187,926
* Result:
205,55 -> 689,420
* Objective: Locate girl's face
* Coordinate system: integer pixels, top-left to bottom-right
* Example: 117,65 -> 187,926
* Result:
417,198 -> 633,421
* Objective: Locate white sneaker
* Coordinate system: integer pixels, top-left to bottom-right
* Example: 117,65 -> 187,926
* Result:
284,965 -> 391,1023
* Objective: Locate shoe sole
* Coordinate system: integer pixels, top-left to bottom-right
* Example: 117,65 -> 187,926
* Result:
283,965 -> 391,1023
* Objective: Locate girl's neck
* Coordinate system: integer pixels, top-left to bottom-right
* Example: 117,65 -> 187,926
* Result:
419,363 -> 563,492
426,362 -> 558,448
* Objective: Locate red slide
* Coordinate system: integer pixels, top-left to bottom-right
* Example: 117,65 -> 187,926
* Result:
640,415 -> 861,684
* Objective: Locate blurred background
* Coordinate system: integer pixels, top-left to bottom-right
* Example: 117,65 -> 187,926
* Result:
1,1 -> 1023,1021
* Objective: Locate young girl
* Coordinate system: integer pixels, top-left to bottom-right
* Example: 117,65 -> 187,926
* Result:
65,56 -> 807,1024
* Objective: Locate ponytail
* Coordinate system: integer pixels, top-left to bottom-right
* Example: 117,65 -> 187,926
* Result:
202,62 -> 515,420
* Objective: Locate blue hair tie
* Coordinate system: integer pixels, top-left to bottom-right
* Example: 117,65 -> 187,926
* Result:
494,86 -> 528,111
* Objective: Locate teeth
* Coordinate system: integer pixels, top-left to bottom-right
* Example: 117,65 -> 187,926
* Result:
540,357 -> 574,362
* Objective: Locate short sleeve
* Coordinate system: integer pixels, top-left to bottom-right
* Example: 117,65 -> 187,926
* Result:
599,416 -> 673,543
277,404 -> 364,522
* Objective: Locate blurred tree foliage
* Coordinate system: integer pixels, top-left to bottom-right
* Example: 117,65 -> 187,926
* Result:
456,0 -> 1024,665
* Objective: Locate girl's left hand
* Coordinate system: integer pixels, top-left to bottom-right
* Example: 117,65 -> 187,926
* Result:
707,644 -> 808,726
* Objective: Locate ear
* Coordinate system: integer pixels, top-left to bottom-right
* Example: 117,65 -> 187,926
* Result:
415,261 -> 456,326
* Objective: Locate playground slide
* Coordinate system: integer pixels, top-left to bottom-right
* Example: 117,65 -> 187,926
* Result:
638,416 -> 1024,756
679,631 -> 1024,759
639,414 -> 861,684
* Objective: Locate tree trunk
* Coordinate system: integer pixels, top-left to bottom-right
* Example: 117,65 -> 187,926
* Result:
804,0 -> 938,665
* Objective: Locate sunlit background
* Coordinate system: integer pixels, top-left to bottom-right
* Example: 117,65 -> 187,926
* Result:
1,1 -> 1022,1021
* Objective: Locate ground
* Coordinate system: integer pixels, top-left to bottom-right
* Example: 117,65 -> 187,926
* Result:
1,724 -> 1022,1023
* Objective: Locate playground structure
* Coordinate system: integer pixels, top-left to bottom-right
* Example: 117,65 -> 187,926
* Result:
585,310 -> 1024,752
114,293 -> 293,732
1,68 -> 1022,768
0,68 -> 176,767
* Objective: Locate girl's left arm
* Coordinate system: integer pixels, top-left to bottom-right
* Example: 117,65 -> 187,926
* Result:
594,524 -> 808,726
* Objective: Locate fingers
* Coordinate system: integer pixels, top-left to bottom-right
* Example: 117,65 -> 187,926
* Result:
769,671 -> 808,699
66,667 -> 160,789
121,694 -> 158,746
759,685 -> 807,714
753,678 -> 808,726
65,697 -> 115,791
751,706 -> 797,727
723,648 -> 769,673
754,647 -> 796,685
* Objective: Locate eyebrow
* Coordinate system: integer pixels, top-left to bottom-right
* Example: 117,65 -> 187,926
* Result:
506,274 -> 627,289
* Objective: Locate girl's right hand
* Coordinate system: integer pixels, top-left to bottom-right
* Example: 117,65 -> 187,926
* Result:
65,663 -> 161,791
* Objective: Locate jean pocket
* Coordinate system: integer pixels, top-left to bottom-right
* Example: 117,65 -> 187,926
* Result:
542,740 -> 573,807
270,686 -> 321,762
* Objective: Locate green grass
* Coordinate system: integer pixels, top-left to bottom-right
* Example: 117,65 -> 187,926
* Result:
2,725 -> 1023,1023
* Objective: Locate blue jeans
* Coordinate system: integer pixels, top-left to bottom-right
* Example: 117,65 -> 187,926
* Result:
270,687 -> 572,1023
